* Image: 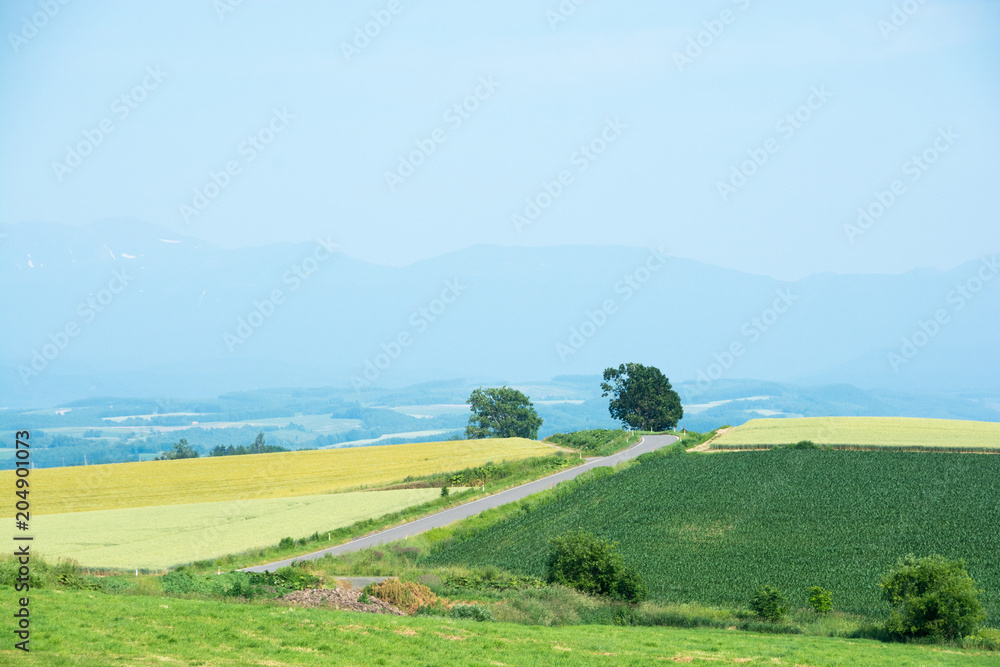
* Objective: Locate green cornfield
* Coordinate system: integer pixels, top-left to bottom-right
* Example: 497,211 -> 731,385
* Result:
426,450 -> 1000,625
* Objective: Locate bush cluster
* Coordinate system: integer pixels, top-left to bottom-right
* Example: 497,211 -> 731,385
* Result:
546,530 -> 647,603
161,566 -> 317,600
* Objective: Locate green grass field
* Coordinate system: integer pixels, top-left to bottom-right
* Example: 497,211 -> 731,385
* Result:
2,590 -> 996,666
426,449 -> 1000,625
712,416 -> 1000,449
34,488 -> 453,570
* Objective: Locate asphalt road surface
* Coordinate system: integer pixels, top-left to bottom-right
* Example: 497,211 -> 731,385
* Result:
243,433 -> 678,573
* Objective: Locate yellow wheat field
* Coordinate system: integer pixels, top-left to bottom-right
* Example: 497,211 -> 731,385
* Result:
2,438 -> 552,516
712,417 -> 1000,449
33,488 -> 452,570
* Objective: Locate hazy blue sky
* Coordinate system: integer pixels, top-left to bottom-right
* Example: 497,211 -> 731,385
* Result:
1,0 -> 997,280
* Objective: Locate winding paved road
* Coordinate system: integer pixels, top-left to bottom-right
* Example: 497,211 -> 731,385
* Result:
243,433 -> 678,573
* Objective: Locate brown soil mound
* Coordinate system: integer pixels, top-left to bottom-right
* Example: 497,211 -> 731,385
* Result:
279,587 -> 406,616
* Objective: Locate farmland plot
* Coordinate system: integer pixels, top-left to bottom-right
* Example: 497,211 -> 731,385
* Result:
1,437 -> 550,516
711,416 -> 1000,450
34,488 -> 452,570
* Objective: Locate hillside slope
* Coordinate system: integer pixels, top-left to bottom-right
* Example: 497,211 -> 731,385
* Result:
426,449 -> 1000,624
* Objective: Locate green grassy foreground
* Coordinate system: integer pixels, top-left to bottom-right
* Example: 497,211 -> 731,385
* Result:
3,590 -> 997,666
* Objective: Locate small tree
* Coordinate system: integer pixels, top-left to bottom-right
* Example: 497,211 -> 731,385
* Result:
155,438 -> 199,460
880,554 -> 986,640
807,586 -> 833,614
466,386 -> 542,440
751,585 -> 789,622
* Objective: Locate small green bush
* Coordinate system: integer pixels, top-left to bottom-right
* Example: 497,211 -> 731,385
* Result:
441,486 -> 450,497
807,586 -> 833,614
450,604 -> 494,622
880,554 -> 986,641
612,567 -> 648,603
751,585 -> 789,622
278,537 -> 294,549
546,530 -> 647,603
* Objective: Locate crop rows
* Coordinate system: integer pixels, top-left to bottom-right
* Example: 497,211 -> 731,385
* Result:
426,450 -> 1000,624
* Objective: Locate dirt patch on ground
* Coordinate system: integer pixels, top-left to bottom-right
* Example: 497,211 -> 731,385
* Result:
687,428 -> 731,452
279,588 -> 406,616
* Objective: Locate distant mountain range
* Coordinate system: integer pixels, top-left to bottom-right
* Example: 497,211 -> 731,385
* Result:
1,219 -> 997,409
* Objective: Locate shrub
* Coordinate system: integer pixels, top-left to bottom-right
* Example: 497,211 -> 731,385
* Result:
751,585 -> 789,622
791,440 -> 819,449
612,566 -> 648,603
441,486 -> 450,497
880,554 -> 986,641
273,566 -> 319,591
545,530 -> 646,603
278,537 -> 294,549
807,586 -> 833,614
0,558 -> 46,589
362,578 -> 438,614
450,604 -> 494,622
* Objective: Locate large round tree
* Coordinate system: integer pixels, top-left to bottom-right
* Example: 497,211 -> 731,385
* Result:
601,362 -> 683,431
465,386 -> 543,440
